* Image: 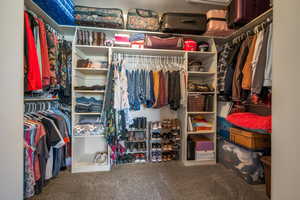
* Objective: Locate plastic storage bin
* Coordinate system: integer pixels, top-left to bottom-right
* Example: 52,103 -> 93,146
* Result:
217,117 -> 233,140
217,138 -> 265,184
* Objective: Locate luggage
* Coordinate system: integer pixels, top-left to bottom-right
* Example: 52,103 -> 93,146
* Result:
74,6 -> 124,28
160,13 -> 207,35
217,138 -> 265,184
228,0 -> 271,28
127,9 -> 160,31
229,128 -> 271,150
144,35 -> 183,50
204,10 -> 234,37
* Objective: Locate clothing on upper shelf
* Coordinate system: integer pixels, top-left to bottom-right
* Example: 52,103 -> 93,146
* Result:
24,11 -> 72,104
23,104 -> 71,198
217,22 -> 273,102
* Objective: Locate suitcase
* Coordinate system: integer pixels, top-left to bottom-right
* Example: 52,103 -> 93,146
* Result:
229,128 -> 271,150
204,10 -> 234,37
127,9 -> 160,31
160,13 -> 207,35
144,35 -> 183,50
228,0 -> 271,28
74,6 -> 124,28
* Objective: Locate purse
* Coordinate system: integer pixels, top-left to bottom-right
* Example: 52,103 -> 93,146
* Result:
144,35 -> 183,50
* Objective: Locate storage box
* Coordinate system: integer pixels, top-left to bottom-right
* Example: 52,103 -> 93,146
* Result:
195,151 -> 215,161
230,128 -> 271,150
188,94 -> 205,112
190,135 -> 214,151
217,138 -> 265,184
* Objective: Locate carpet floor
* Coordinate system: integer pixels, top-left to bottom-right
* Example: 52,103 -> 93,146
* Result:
30,162 -> 268,200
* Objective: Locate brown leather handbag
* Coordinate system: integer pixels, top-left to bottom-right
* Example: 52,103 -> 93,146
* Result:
144,35 -> 183,50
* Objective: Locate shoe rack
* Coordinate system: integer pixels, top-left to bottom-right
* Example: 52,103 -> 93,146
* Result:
122,117 -> 149,164
149,119 -> 181,162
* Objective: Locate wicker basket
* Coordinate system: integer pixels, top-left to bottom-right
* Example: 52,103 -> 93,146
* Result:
188,94 -> 205,112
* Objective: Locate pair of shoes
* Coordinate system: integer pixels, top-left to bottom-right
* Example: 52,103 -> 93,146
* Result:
162,143 -> 173,151
152,122 -> 162,130
152,132 -> 161,139
152,143 -> 161,151
134,153 -> 146,163
151,152 -> 162,162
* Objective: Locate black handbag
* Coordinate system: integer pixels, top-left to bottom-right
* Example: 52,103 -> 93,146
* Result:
160,13 -> 207,35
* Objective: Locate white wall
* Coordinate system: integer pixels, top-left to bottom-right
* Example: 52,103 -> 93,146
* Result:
272,0 -> 300,199
0,0 -> 23,200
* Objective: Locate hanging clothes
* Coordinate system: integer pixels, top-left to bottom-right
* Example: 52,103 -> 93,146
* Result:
252,26 -> 270,94
250,30 -> 265,92
23,103 -> 71,198
264,24 -> 273,87
242,34 -> 258,90
36,18 -> 51,88
232,36 -> 253,101
24,11 -> 42,91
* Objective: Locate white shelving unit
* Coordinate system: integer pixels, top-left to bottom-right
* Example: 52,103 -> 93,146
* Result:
71,28 -> 111,173
182,38 -> 218,166
69,21 -> 218,171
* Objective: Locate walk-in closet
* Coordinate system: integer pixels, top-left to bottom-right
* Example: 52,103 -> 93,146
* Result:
2,0 -> 300,199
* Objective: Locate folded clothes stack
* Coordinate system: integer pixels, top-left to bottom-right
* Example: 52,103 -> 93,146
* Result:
78,115 -> 101,124
188,115 -> 213,132
73,124 -> 102,136
77,59 -> 108,69
129,33 -> 145,49
74,85 -> 106,91
75,97 -> 103,113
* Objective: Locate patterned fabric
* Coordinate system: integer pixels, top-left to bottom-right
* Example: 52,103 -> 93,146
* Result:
24,148 -> 35,198
127,9 -> 159,31
217,43 -> 232,92
75,6 -> 124,28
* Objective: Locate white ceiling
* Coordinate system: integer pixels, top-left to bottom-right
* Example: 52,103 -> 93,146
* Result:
74,0 -> 226,14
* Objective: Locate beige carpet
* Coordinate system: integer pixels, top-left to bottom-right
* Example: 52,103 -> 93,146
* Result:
30,162 -> 268,200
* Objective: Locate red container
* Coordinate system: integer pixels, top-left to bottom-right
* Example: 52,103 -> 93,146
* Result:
184,39 -> 197,51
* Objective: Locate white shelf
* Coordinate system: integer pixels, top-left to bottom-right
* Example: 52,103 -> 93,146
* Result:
77,26 -> 215,40
73,135 -> 105,138
187,130 -> 215,135
74,68 -> 108,75
72,162 -> 110,173
183,159 -> 216,167
74,90 -> 105,93
187,112 -> 215,114
74,112 -> 101,115
75,45 -> 109,56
